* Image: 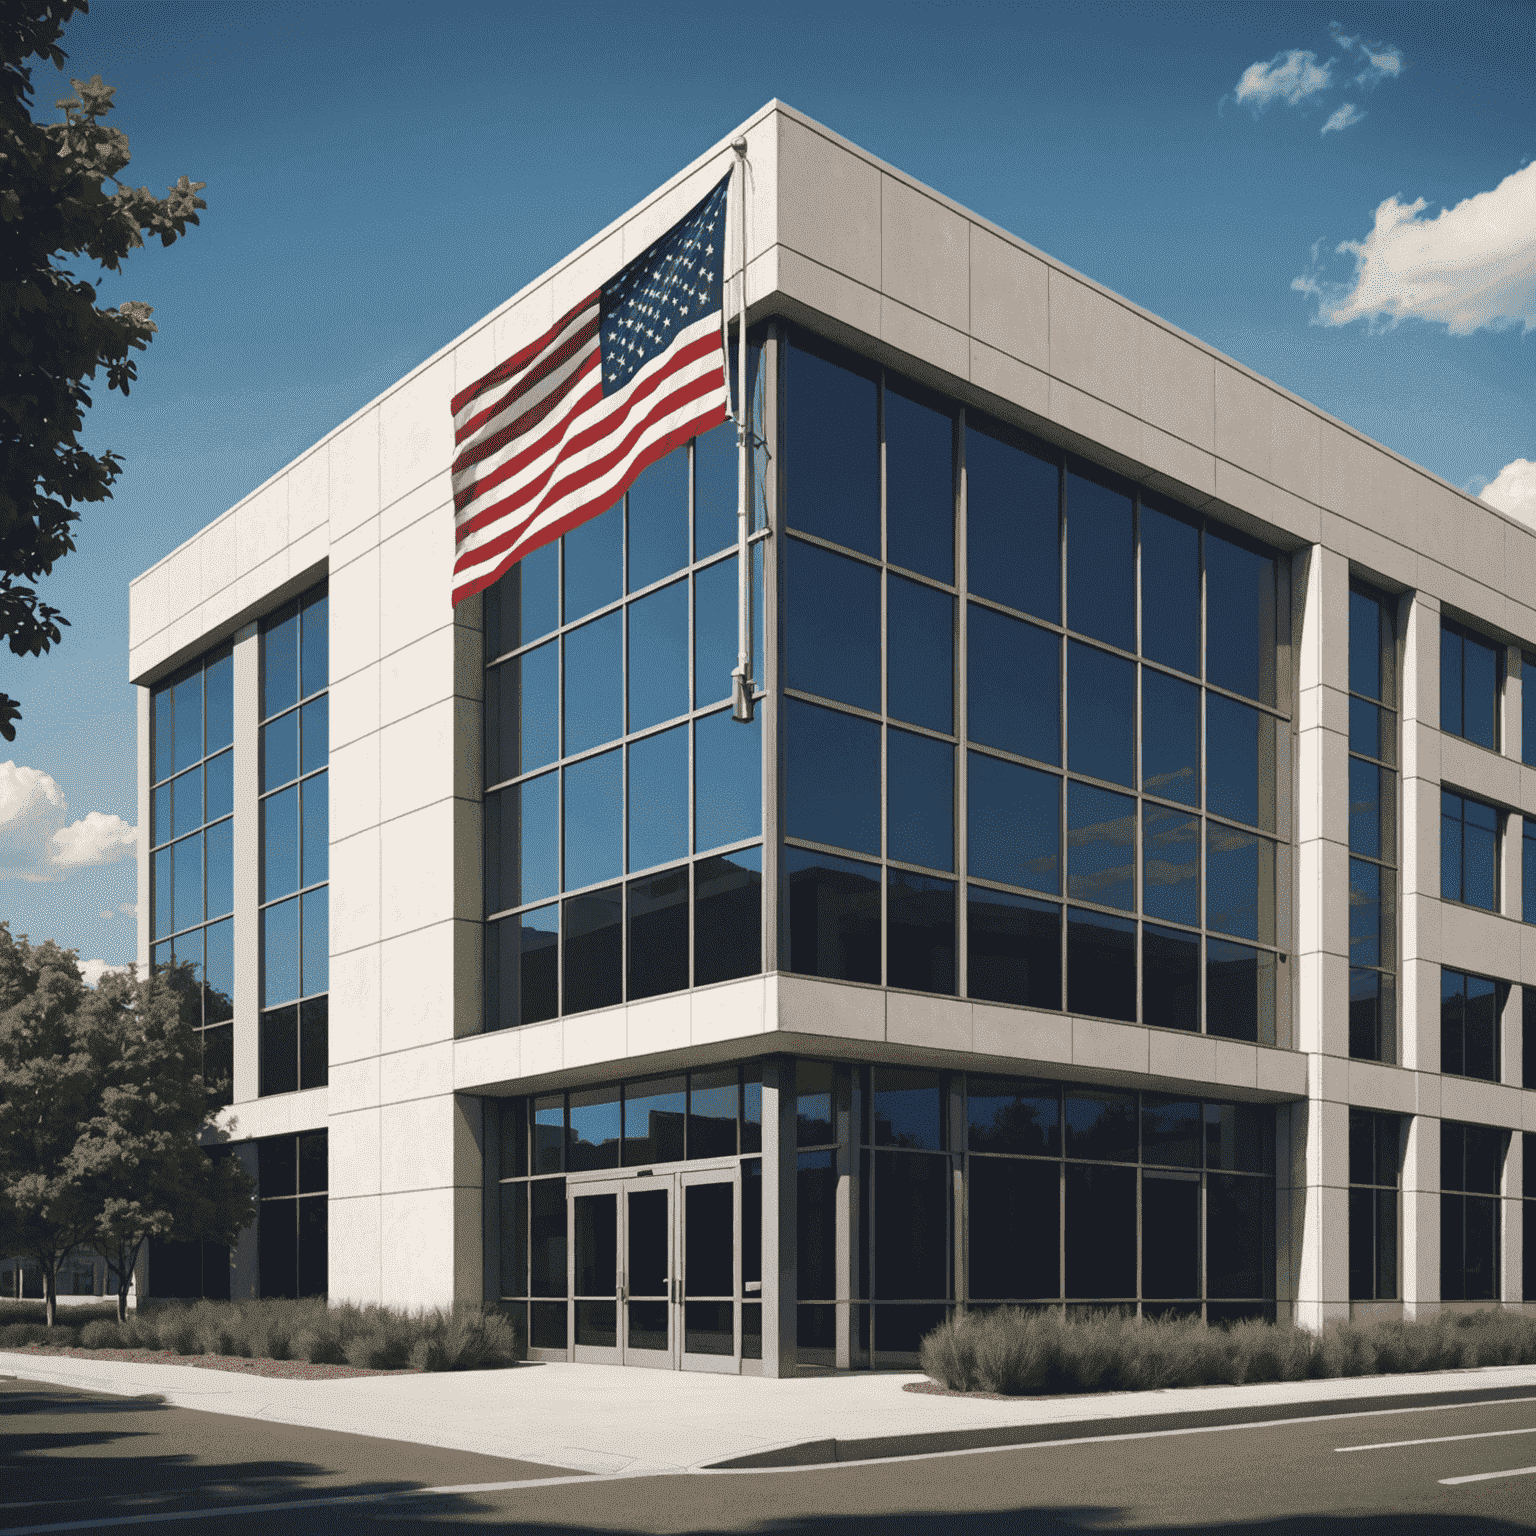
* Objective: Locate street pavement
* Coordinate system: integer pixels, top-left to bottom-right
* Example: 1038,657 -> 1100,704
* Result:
3,1349 -> 1536,1474
4,1372 -> 1536,1534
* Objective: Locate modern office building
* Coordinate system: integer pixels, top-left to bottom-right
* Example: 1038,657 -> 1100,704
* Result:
130,101 -> 1534,1369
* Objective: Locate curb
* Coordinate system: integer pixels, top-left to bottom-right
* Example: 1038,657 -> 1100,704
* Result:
704,1383 -> 1536,1469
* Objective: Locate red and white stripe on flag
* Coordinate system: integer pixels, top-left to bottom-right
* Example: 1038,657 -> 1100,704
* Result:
449,295 -> 729,607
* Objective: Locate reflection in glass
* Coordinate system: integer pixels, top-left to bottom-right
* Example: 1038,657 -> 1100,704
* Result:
885,381 -> 954,583
624,1076 -> 685,1165
887,870 -> 955,995
627,448 -> 689,592
966,416 -> 1059,623
873,1150 -> 949,1298
1142,670 -> 1199,807
486,540 -> 559,657
1205,530 -> 1277,706
967,1076 -> 1060,1156
695,420 -> 738,560
1065,1087 -> 1137,1161
261,710 -> 298,793
785,538 -> 880,711
1350,857 -> 1384,969
262,897 -> 299,1007
1067,782 -> 1135,911
172,766 -> 202,838
1143,803 -> 1197,926
694,848 -> 761,986
173,832 -> 204,933
786,339 -> 879,558
785,699 -> 879,857
487,904 -> 558,1030
1206,693 -> 1274,831
206,649 -> 234,749
687,1067 -> 738,1159
874,1067 -> 944,1149
486,772 -> 558,914
888,575 -> 954,733
968,606 -> 1059,764
1068,642 -> 1134,787
260,611 -> 297,721
695,707 -> 760,853
564,886 -> 622,1014
206,819 -> 234,919
1066,470 -> 1133,652
967,753 -> 1060,894
1066,908 -> 1135,1022
1143,924 -> 1198,1032
206,750 -> 234,822
627,865 -> 688,1000
1142,1096 -> 1201,1167
966,889 -> 1060,1010
693,549 -> 764,709
564,749 -> 622,891
563,501 -> 622,621
564,613 -> 623,755
628,726 -> 687,872
1207,938 -> 1275,1044
300,696 -> 327,776
785,847 -> 880,984
301,887 -> 328,998
1349,757 -> 1390,859
627,580 -> 689,731
487,642 -> 558,784
1206,826 -> 1275,943
888,728 -> 953,872
1140,503 -> 1200,676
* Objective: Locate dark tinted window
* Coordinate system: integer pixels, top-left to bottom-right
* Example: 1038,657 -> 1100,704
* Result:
1140,503 -> 1200,676
1066,469 -> 1133,651
968,605 -> 1060,764
784,539 -> 880,711
785,700 -> 879,857
563,500 -> 622,621
885,380 -> 954,583
888,729 -> 953,872
967,889 -> 1060,1011
965,418 -> 1058,623
627,448 -> 689,592
786,340 -> 879,557
1067,643 -> 1134,787
888,576 -> 954,733
1205,529 -> 1277,705
785,848 -> 880,984
627,581 -> 689,732
1142,670 -> 1199,807
967,753 -> 1060,895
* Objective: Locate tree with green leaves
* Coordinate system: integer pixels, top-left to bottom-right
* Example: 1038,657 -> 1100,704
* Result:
1,1 -> 207,741
0,924 -> 254,1325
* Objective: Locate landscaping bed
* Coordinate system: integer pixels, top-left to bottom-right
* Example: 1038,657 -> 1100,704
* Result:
0,1297 -> 521,1373
0,1343 -> 417,1380
919,1307 -> 1536,1398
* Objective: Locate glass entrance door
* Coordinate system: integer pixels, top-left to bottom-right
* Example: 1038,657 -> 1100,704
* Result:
567,1166 -> 741,1370
680,1170 -> 739,1372
571,1186 -> 620,1364
622,1181 -> 673,1367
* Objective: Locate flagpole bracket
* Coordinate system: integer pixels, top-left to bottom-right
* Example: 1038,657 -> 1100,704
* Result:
731,666 -> 755,724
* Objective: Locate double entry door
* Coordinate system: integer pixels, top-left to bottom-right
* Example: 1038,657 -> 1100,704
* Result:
568,1163 -> 740,1370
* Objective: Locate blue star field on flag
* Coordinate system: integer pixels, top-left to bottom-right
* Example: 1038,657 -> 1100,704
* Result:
600,178 -> 728,393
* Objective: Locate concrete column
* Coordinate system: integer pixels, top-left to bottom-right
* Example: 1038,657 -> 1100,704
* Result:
1291,544 -> 1351,1328
760,1055 -> 796,1376
1504,1130 -> 1524,1309
1504,646 -> 1523,770
1402,1111 -> 1440,1318
1399,592 -> 1441,1075
136,688 -> 151,975
231,622 -> 261,1105
835,1066 -> 855,1369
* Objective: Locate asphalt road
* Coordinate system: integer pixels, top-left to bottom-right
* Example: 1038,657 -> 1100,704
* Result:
4,1374 -> 1536,1535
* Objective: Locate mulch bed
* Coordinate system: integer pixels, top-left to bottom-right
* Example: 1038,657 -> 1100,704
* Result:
904,1379 -> 1027,1400
2,1344 -> 421,1381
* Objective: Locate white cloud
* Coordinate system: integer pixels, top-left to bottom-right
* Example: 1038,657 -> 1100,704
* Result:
78,958 -> 130,989
1357,45 -> 1404,86
52,810 -> 137,870
1292,162 -> 1536,334
1480,459 -> 1536,527
0,761 -> 138,882
1234,49 -> 1332,110
1321,103 -> 1365,135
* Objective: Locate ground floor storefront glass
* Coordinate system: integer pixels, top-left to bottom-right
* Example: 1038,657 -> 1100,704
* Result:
489,1058 -> 1277,1369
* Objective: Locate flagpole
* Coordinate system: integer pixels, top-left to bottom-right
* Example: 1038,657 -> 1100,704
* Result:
729,137 -> 754,724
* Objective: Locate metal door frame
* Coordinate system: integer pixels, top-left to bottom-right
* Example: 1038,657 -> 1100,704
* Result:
678,1163 -> 742,1374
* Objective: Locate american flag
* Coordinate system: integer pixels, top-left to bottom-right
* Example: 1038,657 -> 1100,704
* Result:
450,174 -> 732,606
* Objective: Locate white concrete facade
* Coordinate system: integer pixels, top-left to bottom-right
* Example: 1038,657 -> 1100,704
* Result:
131,102 -> 1534,1347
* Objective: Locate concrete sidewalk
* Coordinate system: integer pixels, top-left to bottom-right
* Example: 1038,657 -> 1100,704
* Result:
3,1350 -> 1535,1476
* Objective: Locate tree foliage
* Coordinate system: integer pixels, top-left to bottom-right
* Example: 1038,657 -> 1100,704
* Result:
1,1 -> 206,741
0,923 -> 254,1325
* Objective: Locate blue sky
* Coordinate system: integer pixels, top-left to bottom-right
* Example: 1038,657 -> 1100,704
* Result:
3,0 -> 1532,975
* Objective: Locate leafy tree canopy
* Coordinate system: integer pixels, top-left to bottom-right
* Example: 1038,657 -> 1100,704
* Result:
0,923 -> 253,1325
1,0 -> 206,741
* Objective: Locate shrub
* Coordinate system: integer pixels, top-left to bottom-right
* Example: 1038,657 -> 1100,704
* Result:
79,1319 -> 126,1349
921,1306 -> 1536,1397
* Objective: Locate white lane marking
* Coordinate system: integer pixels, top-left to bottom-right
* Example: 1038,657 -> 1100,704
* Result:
1440,1464 -> 1536,1485
1338,1425 -> 1536,1453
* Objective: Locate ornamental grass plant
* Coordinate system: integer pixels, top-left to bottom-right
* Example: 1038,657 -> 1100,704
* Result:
919,1306 -> 1536,1397
0,1297 -> 522,1371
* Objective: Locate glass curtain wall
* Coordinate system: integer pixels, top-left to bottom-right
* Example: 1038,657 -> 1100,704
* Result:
492,1065 -> 763,1354
777,328 -> 1292,1040
1441,792 -> 1500,912
257,1130 -> 327,1298
483,343 -> 768,1029
1440,1121 -> 1503,1302
1440,619 -> 1501,750
1348,584 -> 1398,1060
1347,1110 -> 1399,1301
150,646 -> 235,1105
258,586 -> 329,1095
1441,968 -> 1504,1082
